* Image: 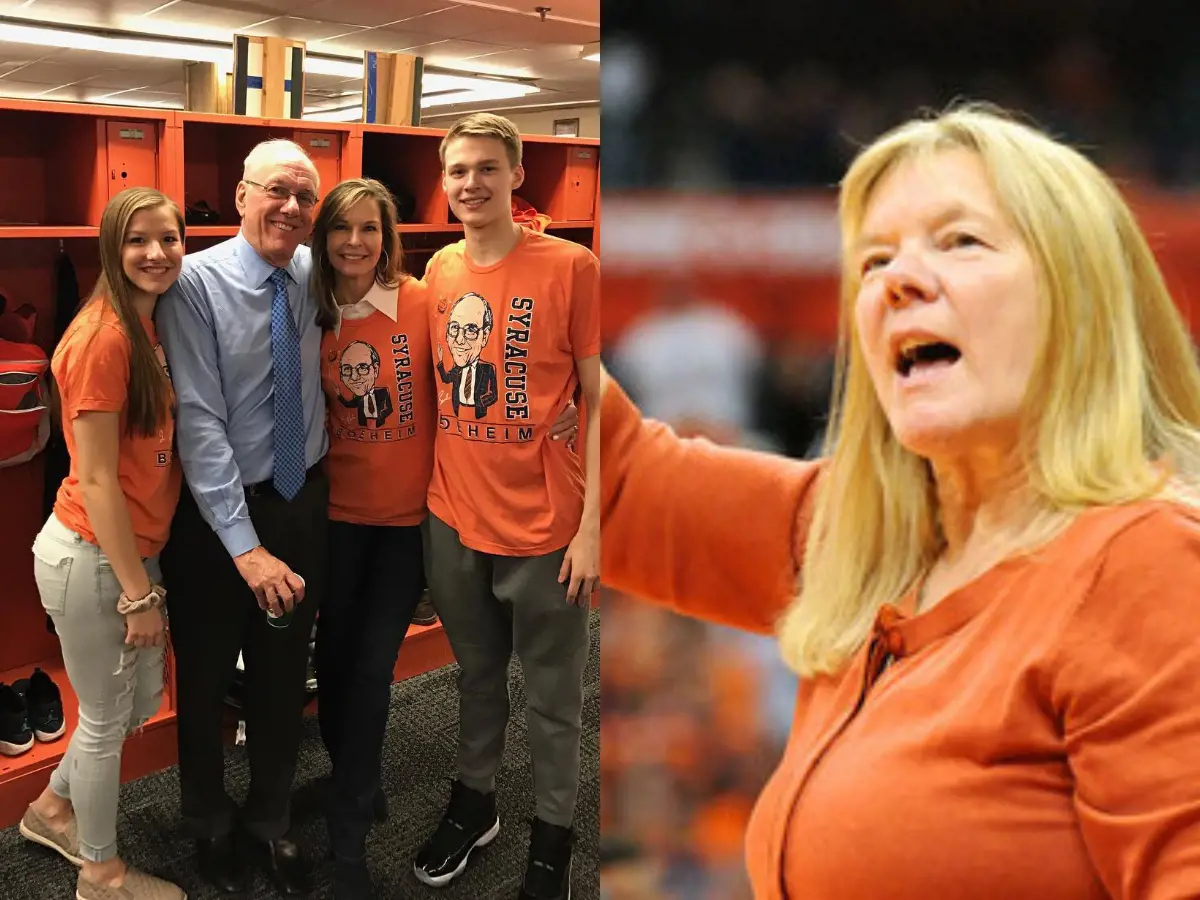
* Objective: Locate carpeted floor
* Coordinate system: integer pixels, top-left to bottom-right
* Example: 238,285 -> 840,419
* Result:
0,610 -> 600,900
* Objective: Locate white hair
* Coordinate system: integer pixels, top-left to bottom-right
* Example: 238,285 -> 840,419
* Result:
242,139 -> 319,187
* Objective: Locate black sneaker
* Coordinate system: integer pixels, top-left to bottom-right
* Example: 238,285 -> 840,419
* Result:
518,818 -> 574,900
413,781 -> 500,887
0,683 -> 34,756
12,668 -> 65,742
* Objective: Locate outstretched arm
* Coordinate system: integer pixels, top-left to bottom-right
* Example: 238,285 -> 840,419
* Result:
601,367 -> 820,635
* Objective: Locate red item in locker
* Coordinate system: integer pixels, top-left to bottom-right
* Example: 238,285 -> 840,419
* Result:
0,287 -> 38,345
0,338 -> 50,467
512,195 -> 551,233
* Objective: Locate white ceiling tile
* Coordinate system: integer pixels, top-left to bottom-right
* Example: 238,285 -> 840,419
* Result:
241,15 -> 372,43
466,19 -> 597,45
388,5 -> 516,39
454,0 -> 597,23
302,0 -> 457,28
0,59 -> 99,85
0,79 -> 63,99
0,0 -> 158,27
405,38 -> 509,64
308,28 -> 440,54
130,0 -> 270,34
303,71 -> 362,91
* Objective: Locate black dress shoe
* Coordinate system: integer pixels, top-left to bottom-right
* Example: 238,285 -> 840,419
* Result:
251,834 -> 313,896
196,833 -> 249,894
333,857 -> 376,899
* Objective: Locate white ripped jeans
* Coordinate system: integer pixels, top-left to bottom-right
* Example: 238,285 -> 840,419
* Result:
31,513 -> 166,863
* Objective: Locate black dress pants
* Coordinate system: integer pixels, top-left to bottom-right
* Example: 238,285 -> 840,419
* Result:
162,470 -> 328,840
316,520 -> 425,860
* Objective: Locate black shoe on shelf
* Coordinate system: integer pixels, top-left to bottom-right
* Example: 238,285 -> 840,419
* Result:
195,833 -> 249,895
413,780 -> 500,888
12,668 -> 65,742
518,818 -> 575,900
0,683 -> 33,757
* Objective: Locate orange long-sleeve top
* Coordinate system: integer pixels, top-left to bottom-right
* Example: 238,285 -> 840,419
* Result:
601,379 -> 1200,899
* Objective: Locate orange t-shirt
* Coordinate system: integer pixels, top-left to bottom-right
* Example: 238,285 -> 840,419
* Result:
52,299 -> 181,558
601,379 -> 1200,900
424,229 -> 601,555
320,278 -> 436,526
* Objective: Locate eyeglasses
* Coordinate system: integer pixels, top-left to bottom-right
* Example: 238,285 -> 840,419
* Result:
340,362 -> 375,378
244,179 -> 319,209
447,322 -> 483,341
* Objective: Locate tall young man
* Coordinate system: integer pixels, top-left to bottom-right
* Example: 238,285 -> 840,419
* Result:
414,113 -> 601,900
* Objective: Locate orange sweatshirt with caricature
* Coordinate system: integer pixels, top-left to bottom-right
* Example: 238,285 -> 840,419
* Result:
424,229 -> 600,556
320,278 -> 436,526
52,299 -> 181,558
601,378 -> 1200,900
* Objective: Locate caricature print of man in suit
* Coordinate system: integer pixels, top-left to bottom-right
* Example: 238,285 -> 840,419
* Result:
339,340 -> 393,427
438,291 -> 498,420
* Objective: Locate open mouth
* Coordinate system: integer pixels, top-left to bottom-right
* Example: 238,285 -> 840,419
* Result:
895,340 -> 962,378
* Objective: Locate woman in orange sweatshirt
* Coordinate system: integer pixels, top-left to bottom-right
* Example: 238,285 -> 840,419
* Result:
601,103 -> 1200,899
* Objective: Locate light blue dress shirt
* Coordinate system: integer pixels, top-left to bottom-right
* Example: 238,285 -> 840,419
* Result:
157,231 -> 328,557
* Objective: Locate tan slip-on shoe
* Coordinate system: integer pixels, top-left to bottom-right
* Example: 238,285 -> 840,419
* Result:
75,866 -> 186,900
19,804 -> 83,866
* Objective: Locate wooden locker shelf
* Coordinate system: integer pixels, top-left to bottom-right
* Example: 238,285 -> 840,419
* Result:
0,227 -> 100,239
185,225 -> 240,237
0,97 -> 600,815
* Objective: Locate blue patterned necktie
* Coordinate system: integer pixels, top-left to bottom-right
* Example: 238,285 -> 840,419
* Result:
269,268 -> 306,500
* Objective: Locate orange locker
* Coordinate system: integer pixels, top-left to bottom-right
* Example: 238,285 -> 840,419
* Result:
105,120 -> 159,199
563,145 -> 598,221
294,131 -> 341,195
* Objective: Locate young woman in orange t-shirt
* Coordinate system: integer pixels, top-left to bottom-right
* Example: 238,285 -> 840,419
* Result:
21,187 -> 186,900
308,177 -> 577,895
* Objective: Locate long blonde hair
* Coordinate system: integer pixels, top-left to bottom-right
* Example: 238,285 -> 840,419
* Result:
779,102 -> 1200,677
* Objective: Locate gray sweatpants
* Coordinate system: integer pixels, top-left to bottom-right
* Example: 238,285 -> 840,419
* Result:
31,513 -> 166,862
423,513 -> 591,827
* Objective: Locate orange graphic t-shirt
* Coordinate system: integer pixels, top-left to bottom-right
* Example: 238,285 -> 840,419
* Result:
424,229 -> 601,556
321,277 -> 436,526
52,299 -> 181,558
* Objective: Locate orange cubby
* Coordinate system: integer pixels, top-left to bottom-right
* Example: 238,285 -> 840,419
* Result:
0,102 -> 172,230
360,124 -> 450,226
178,114 -> 355,226
0,237 -> 100,356
518,137 -> 600,224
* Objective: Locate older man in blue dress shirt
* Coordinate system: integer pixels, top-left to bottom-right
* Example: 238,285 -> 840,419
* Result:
157,138 -> 325,897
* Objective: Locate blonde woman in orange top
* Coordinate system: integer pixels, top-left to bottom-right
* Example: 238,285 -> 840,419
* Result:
309,178 -> 577,898
601,103 -> 1200,899
22,188 -> 186,900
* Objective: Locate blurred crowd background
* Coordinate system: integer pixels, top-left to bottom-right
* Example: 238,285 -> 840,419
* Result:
597,3 -> 1198,898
